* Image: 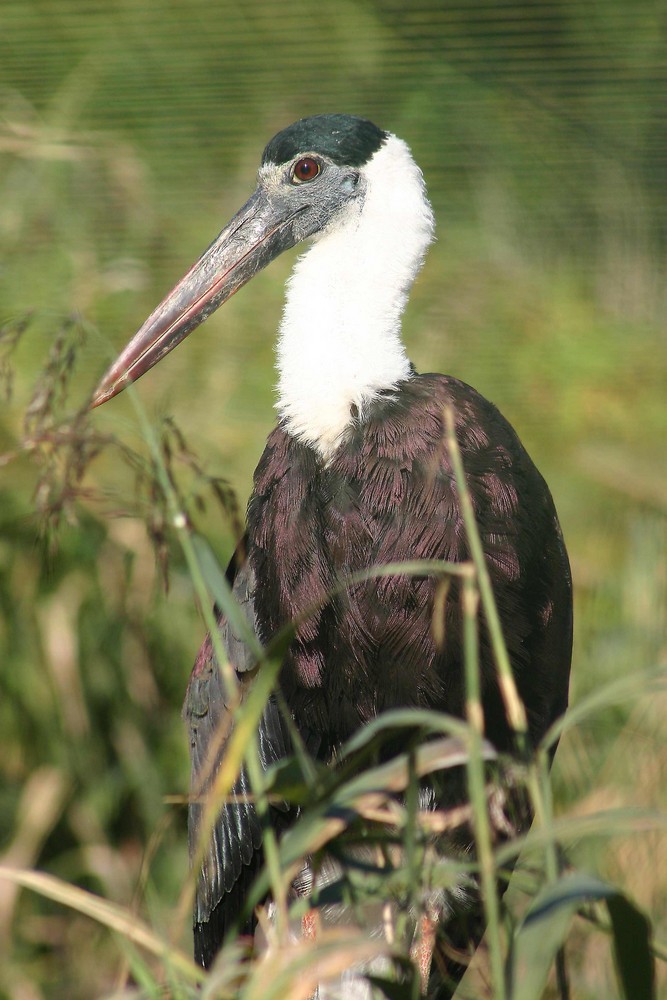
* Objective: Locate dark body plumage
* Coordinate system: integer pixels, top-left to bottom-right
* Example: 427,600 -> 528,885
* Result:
185,372 -> 572,970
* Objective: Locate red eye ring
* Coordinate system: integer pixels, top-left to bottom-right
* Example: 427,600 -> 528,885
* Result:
292,156 -> 321,183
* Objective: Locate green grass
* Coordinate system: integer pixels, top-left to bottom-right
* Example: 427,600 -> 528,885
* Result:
1,283 -> 664,997
1,256 -> 665,998
1,3 -> 666,995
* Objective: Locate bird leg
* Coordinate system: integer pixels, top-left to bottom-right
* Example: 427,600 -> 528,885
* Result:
411,911 -> 437,992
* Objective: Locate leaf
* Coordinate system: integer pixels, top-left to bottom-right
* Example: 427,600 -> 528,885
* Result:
341,707 -> 470,757
509,871 -> 655,1000
510,873 -> 602,1000
0,864 -> 201,983
607,892 -> 655,1000
495,806 -> 667,872
365,974 -> 417,1000
262,756 -> 327,805
190,532 -> 262,656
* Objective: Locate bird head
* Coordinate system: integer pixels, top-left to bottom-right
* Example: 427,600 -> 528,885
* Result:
90,115 -> 391,408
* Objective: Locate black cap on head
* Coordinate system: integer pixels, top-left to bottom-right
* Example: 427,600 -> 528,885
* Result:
262,114 -> 388,169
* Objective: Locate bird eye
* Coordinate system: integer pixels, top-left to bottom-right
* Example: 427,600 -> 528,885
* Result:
291,157 -> 321,183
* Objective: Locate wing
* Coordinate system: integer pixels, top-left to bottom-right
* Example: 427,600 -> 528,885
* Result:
183,541 -> 293,968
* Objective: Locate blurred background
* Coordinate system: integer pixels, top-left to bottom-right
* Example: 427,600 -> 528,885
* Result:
0,1 -> 665,997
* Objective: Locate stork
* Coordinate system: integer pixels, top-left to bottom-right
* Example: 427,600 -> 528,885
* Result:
92,114 -> 572,995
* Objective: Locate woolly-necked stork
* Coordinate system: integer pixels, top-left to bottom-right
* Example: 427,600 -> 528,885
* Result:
92,114 -> 572,995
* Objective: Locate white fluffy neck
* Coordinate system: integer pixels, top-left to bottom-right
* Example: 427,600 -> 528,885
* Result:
276,135 -> 435,459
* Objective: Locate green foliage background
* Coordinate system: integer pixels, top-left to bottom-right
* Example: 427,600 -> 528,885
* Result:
0,1 -> 665,997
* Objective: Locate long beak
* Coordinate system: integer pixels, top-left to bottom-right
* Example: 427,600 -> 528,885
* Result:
91,189 -> 306,408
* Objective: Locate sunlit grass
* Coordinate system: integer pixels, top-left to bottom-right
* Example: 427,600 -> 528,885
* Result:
1,301 -> 665,997
1,22 -> 666,993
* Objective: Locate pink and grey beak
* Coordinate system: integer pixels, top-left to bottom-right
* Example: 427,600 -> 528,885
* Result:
91,189 -> 307,408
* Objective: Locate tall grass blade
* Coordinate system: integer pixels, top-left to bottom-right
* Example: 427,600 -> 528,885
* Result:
509,871 -> 656,1000
607,892 -> 655,1000
0,864 -> 201,983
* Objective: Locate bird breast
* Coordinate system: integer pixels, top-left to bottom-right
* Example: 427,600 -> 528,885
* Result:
246,373 -> 551,754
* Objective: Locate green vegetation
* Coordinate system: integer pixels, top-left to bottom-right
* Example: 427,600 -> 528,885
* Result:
1,2 -> 665,997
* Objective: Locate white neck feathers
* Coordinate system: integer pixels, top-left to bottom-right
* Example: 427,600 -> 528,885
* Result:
275,135 -> 435,459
